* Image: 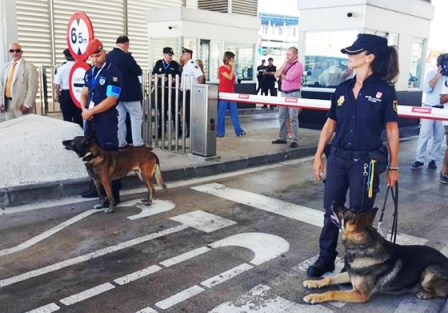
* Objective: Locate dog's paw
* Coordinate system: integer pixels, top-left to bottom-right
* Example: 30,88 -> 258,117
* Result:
303,280 -> 323,289
303,294 -> 322,304
104,207 -> 114,214
93,203 -> 105,210
417,291 -> 435,299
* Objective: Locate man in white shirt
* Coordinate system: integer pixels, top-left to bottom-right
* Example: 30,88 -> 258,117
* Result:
410,55 -> 446,170
179,47 -> 204,137
438,55 -> 448,184
54,48 -> 82,127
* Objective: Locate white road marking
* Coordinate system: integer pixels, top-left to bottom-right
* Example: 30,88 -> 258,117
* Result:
155,285 -> 205,310
160,246 -> 211,267
0,225 -> 188,288
2,158 -> 311,215
124,199 -> 176,220
191,183 -> 324,227
201,263 -> 253,288
136,308 -> 159,313
25,303 -> 60,313
209,284 -> 333,313
0,209 -> 99,257
114,265 -> 162,285
59,282 -> 115,306
441,244 -> 448,257
192,184 -> 430,247
170,210 -> 237,233
210,232 -> 290,266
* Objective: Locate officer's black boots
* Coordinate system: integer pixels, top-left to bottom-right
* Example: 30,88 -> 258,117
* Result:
306,259 -> 335,277
81,180 -> 99,198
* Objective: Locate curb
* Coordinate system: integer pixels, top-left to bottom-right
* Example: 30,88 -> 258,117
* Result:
0,146 -> 316,208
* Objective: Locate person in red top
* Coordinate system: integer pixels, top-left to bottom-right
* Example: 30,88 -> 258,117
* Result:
217,51 -> 246,137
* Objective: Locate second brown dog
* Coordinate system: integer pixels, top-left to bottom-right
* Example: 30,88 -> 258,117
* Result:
63,136 -> 167,213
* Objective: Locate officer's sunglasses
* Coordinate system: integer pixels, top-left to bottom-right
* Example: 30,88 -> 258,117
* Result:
9,49 -> 22,53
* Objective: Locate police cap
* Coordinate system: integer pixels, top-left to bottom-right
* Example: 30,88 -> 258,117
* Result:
341,34 -> 388,57
163,47 -> 174,56
182,47 -> 193,56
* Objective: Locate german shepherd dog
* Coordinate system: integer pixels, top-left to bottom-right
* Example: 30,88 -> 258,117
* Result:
63,136 -> 167,213
303,207 -> 448,304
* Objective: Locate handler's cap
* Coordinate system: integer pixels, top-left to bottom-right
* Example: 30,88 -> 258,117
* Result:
341,34 -> 388,57
163,47 -> 174,56
86,39 -> 104,56
182,47 -> 193,55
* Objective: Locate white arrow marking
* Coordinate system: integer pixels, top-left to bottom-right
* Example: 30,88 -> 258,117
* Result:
123,199 -> 176,220
0,225 -> 188,288
210,232 -> 290,266
160,246 -> 211,267
25,303 -> 60,313
170,210 -> 237,233
136,308 -> 159,313
60,282 -> 115,306
201,263 -> 253,288
191,183 -> 324,226
114,265 -> 162,285
155,285 -> 205,310
209,284 -> 333,313
0,209 -> 99,257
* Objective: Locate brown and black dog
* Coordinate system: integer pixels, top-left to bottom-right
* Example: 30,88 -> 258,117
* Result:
303,206 -> 448,304
63,136 -> 167,213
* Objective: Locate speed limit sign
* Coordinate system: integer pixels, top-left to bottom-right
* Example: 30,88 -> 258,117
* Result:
66,12 -> 94,62
69,61 -> 91,108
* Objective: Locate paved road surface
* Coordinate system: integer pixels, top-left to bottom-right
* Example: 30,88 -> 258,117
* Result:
0,139 -> 448,313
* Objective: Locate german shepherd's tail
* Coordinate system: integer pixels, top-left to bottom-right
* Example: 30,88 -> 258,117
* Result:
155,155 -> 167,190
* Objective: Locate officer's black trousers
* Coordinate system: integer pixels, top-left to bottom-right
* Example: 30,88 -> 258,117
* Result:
318,152 -> 379,263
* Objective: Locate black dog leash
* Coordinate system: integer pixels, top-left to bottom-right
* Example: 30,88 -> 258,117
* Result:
377,183 -> 399,243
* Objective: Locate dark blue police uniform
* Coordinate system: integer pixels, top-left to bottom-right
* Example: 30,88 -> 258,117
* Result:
83,60 -> 122,198
83,60 -> 122,149
319,74 -> 398,263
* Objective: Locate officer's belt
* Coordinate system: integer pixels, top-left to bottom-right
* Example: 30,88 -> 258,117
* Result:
330,146 -> 369,160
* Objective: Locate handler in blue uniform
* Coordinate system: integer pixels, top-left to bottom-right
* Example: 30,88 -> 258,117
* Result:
80,38 -> 122,207
307,34 -> 400,277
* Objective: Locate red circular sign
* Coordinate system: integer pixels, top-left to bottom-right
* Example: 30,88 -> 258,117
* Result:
69,61 -> 91,108
66,12 -> 94,62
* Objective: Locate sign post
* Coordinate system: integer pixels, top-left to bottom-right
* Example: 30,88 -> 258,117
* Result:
66,12 -> 94,107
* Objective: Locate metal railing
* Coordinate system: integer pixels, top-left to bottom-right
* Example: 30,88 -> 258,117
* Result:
142,71 -> 194,154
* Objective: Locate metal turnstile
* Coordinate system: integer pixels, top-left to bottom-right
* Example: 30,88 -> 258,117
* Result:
190,84 -> 217,157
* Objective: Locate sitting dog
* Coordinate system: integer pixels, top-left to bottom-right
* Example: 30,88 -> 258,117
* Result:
303,206 -> 448,304
63,136 -> 167,213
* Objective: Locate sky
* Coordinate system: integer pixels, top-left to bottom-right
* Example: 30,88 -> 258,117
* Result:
258,0 -> 448,51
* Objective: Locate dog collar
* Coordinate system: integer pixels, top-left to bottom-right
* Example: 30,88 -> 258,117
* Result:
82,152 -> 93,161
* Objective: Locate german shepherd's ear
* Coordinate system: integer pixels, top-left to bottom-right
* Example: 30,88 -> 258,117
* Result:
365,207 -> 379,225
85,136 -> 97,145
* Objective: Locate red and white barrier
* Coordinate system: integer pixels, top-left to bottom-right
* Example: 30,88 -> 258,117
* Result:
219,92 -> 448,121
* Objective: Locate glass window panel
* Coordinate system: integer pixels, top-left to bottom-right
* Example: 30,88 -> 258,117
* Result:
224,43 -> 255,81
409,40 -> 424,88
303,30 -> 357,87
209,41 -> 222,82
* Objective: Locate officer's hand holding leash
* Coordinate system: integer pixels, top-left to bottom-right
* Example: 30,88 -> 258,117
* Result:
386,167 -> 399,187
82,108 -> 94,121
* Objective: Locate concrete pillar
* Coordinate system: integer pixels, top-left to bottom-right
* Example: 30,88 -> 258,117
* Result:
0,0 -> 18,67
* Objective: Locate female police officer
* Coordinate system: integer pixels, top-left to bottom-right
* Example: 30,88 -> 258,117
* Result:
80,39 -> 122,208
306,34 -> 400,277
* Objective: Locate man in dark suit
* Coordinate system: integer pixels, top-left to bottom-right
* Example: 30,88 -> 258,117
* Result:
107,35 -> 144,148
